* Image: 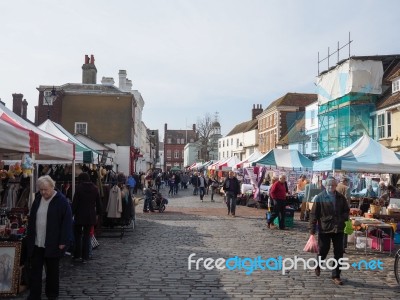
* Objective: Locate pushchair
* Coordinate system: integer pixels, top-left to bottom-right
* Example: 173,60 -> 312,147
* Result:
151,190 -> 169,213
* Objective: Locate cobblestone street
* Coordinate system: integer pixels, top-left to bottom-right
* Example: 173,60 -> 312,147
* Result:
15,187 -> 400,299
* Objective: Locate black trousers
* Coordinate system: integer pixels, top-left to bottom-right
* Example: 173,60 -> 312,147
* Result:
269,199 -> 286,229
317,232 -> 345,279
27,246 -> 60,300
73,224 -> 91,260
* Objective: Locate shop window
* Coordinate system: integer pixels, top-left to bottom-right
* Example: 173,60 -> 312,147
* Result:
75,122 -> 87,135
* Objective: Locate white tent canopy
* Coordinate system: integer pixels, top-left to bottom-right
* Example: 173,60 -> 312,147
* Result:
0,104 -> 75,161
313,135 -> 400,173
38,119 -> 98,163
236,150 -> 263,169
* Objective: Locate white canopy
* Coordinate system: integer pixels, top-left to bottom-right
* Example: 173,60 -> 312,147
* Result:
313,135 -> 400,173
38,119 -> 98,163
0,104 -> 75,160
236,150 -> 263,169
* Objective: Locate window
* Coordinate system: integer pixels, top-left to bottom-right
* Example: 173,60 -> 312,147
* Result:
311,110 -> 316,126
181,138 -> 185,144
311,134 -> 318,151
167,138 -> 171,144
387,112 -> 392,138
393,80 -> 400,93
75,122 -> 87,134
174,151 -> 179,158
43,91 -> 54,105
377,113 -> 385,139
236,139 -> 239,147
182,150 -> 184,158
190,139 -> 194,143
166,150 -> 171,159
231,138 -> 233,145
223,140 -> 225,147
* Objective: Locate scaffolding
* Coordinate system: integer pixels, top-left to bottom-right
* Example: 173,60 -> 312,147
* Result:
318,93 -> 377,157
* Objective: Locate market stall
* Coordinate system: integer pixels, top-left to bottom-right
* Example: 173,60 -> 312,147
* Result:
313,135 -> 400,250
0,103 -> 75,296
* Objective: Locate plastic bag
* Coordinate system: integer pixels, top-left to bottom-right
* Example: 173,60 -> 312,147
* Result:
344,220 -> 354,235
303,235 -> 318,253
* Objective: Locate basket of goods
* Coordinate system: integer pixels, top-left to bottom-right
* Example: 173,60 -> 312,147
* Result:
369,204 -> 381,214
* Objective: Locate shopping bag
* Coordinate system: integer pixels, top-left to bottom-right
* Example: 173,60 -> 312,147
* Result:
303,235 -> 318,253
344,220 -> 354,235
91,235 -> 100,249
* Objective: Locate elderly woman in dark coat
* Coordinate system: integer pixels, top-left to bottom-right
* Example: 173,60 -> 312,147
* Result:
26,175 -> 72,300
72,172 -> 102,263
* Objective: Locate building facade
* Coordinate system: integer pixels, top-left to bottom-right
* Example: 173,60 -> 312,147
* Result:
257,93 -> 317,153
35,55 -> 141,175
164,123 -> 197,171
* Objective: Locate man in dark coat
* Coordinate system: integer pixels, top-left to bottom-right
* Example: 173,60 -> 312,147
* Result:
26,175 -> 72,300
222,171 -> 241,217
309,176 -> 350,286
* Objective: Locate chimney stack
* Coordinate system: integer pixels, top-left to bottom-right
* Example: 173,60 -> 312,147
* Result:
12,93 -> 23,116
118,70 -> 127,91
82,54 -> 97,84
22,99 -> 28,119
252,104 -> 263,120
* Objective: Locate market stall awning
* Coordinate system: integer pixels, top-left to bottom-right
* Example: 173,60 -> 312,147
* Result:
313,134 -> 400,173
252,149 -> 313,171
0,104 -> 75,160
236,150 -> 263,169
218,156 -> 241,171
38,119 -> 98,163
208,158 -> 228,170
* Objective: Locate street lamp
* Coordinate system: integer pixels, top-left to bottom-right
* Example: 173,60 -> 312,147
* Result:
44,86 -> 58,119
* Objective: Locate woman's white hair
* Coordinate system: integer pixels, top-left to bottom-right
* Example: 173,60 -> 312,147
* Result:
37,175 -> 56,189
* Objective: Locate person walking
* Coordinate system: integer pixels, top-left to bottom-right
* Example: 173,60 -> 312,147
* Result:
335,176 -> 351,251
309,177 -> 350,286
222,171 -> 241,217
268,174 -> 288,229
72,172 -> 102,264
209,174 -> 219,202
26,175 -> 73,300
191,172 -> 199,195
198,173 -> 207,201
126,175 -> 136,195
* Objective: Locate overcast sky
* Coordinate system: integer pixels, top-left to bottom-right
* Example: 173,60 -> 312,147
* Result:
1,0 -> 399,137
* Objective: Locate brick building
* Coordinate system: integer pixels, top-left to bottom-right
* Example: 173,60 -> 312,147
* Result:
164,123 -> 197,171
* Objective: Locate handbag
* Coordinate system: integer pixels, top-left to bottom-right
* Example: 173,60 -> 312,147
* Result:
212,182 -> 219,188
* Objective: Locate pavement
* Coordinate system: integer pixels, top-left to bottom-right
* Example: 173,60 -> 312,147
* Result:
14,187 -> 400,299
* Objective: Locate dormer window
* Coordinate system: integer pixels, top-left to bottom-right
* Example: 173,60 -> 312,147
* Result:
393,79 -> 400,93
